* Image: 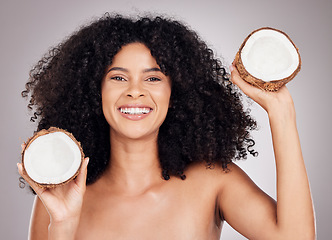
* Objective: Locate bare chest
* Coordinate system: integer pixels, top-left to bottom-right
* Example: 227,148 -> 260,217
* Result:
75,182 -> 222,240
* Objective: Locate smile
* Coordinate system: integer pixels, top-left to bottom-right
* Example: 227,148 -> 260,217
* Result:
118,105 -> 153,121
119,107 -> 153,115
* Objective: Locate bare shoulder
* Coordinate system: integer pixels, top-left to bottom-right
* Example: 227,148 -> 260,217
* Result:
183,161 -> 233,194
185,161 -> 226,179
185,161 -> 275,211
217,162 -> 272,196
202,162 -> 273,202
186,162 -> 277,238
29,196 -> 50,239
184,161 -> 248,185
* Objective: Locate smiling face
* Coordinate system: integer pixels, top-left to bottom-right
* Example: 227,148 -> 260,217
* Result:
101,43 -> 172,140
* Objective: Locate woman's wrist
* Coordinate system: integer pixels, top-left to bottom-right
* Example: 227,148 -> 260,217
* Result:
48,218 -> 80,240
266,98 -> 296,125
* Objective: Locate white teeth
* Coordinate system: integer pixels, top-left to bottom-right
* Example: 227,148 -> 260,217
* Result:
120,107 -> 152,115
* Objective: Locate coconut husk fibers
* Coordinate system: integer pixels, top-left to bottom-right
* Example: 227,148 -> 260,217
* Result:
234,27 -> 301,91
21,127 -> 85,188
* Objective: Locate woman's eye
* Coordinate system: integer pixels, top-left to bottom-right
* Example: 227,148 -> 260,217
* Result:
146,77 -> 161,82
111,76 -> 126,81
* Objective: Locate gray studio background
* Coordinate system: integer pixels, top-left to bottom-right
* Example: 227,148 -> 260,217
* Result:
1,0 -> 331,239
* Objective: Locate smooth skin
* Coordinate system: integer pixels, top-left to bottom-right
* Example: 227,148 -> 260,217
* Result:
18,43 -> 315,240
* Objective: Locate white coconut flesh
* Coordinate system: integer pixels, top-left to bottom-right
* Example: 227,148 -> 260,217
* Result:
24,132 -> 82,185
240,29 -> 300,81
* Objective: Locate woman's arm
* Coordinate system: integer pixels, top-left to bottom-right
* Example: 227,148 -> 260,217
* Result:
29,196 -> 49,239
218,65 -> 315,240
18,155 -> 89,240
28,196 -> 83,240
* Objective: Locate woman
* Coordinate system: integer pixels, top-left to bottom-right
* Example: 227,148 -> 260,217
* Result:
18,14 -> 315,239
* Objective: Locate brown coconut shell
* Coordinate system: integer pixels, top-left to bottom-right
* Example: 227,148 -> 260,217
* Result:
235,27 -> 301,91
21,127 -> 84,188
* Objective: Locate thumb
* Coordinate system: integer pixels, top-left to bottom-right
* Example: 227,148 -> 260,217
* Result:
75,157 -> 89,189
230,64 -> 262,98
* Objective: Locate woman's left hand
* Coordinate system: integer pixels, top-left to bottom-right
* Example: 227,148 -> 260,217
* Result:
230,63 -> 295,118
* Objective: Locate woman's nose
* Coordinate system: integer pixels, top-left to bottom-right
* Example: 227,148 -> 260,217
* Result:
126,82 -> 146,98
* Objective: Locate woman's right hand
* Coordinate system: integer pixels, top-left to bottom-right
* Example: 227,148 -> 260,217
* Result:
17,144 -> 89,238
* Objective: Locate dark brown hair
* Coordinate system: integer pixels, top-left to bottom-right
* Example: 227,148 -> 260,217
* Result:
22,14 -> 257,185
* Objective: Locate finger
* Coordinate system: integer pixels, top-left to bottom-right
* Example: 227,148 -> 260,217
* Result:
75,157 -> 89,189
230,64 -> 262,98
21,143 -> 27,153
17,162 -> 46,196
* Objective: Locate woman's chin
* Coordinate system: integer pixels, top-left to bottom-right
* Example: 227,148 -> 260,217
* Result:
111,128 -> 159,141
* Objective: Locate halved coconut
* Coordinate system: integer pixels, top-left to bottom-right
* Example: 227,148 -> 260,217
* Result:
235,27 -> 301,91
22,127 -> 84,188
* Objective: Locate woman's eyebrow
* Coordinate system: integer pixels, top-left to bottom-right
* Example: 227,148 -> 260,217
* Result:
143,67 -> 162,73
107,67 -> 128,73
107,67 -> 162,73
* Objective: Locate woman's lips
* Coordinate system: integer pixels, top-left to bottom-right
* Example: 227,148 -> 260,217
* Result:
117,105 -> 153,121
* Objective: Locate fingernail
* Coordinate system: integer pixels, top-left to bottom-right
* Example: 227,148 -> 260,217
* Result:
229,65 -> 234,72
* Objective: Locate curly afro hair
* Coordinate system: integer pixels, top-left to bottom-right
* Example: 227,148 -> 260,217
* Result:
22,13 -> 257,185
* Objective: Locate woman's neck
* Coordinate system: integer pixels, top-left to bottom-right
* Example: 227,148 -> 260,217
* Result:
101,131 -> 163,195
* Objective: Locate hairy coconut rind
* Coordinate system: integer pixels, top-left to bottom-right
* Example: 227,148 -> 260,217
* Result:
235,27 -> 301,91
21,127 -> 84,188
